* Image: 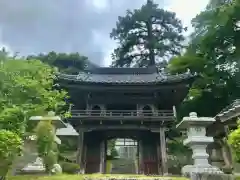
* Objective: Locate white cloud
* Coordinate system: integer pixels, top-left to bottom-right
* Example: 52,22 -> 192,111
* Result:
88,0 -> 109,12
165,0 -> 208,34
0,29 -> 12,53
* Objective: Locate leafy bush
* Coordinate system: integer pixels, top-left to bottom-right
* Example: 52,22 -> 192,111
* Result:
35,120 -> 58,173
60,162 -> 80,174
0,130 -> 23,177
228,120 -> 240,162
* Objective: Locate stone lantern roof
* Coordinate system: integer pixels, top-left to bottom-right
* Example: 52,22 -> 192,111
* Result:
29,111 -> 66,129
56,123 -> 79,136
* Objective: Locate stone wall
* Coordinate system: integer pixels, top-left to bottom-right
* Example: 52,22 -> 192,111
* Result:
190,173 -> 234,180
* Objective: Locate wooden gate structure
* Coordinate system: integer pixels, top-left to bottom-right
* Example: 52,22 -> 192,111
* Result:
57,66 -> 195,175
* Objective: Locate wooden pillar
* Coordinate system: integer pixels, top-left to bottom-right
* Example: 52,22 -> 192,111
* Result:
99,140 -> 106,173
104,140 -> 107,173
82,144 -> 87,173
139,140 -> 144,174
160,127 -> 168,175
137,140 -> 140,174
76,130 -> 85,172
156,141 -> 162,174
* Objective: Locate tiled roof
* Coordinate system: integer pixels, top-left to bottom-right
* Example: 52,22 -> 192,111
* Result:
57,68 -> 194,84
215,99 -> 240,121
87,66 -> 158,74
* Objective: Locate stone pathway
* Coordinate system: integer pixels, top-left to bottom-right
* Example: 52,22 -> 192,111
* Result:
111,158 -> 136,174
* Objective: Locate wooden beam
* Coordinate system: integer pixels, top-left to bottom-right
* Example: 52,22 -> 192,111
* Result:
88,97 -> 158,104
74,125 -> 163,131
69,116 -> 174,121
59,83 -> 189,92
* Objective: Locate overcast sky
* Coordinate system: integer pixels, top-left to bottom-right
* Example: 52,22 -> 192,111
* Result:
0,0 -> 208,66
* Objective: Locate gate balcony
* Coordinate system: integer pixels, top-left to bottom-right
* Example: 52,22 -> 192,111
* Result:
70,110 -> 175,121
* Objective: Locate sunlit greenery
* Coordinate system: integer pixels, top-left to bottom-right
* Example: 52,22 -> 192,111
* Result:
0,52 -> 68,178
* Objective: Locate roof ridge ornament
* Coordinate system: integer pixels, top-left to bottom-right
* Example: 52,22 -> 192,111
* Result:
77,71 -> 90,81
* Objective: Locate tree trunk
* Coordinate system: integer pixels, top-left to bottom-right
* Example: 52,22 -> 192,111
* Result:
146,21 -> 155,66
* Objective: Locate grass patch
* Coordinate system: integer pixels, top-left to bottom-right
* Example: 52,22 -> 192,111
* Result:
8,174 -> 188,180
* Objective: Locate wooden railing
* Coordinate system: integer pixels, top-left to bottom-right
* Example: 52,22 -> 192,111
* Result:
71,110 -> 174,118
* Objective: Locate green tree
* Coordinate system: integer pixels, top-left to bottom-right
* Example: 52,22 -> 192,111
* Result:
35,120 -> 58,173
168,0 -> 240,118
107,139 -> 118,159
0,130 -> 22,180
0,58 -> 68,122
165,0 -> 240,161
110,0 -> 186,67
0,54 -> 67,178
27,51 -> 89,74
228,119 -> 240,162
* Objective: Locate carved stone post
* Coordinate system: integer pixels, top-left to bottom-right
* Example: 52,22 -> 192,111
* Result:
160,127 -> 168,175
176,112 -> 223,176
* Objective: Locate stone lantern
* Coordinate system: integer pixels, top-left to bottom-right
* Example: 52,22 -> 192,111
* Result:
176,112 -> 223,176
29,111 -> 66,144
21,111 -> 66,174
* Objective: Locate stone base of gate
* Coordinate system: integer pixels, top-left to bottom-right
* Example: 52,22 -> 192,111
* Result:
182,164 -> 223,177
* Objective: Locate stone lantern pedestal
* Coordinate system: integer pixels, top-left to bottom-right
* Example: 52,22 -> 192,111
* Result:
176,112 -> 223,176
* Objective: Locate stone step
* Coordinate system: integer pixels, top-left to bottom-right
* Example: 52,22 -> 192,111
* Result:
111,158 -> 136,174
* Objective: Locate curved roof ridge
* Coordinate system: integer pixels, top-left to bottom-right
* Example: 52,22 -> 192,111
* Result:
57,71 -> 195,84
86,66 -> 158,74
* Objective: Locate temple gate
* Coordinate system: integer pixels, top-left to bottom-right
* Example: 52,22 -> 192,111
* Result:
57,66 -> 194,175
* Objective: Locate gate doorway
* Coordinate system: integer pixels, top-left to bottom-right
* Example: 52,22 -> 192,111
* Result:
107,138 -> 138,174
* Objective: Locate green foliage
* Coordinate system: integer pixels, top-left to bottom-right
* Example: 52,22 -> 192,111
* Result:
0,107 -> 26,136
110,0 -> 185,67
0,130 -> 23,161
35,120 -> 58,173
60,162 -> 80,174
107,139 -> 118,158
0,130 -> 23,176
35,120 -> 55,156
59,138 -> 77,152
44,151 -> 58,173
27,51 -> 89,74
168,0 -> 240,119
228,120 -> 240,162
0,55 -> 68,132
0,52 -> 67,178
